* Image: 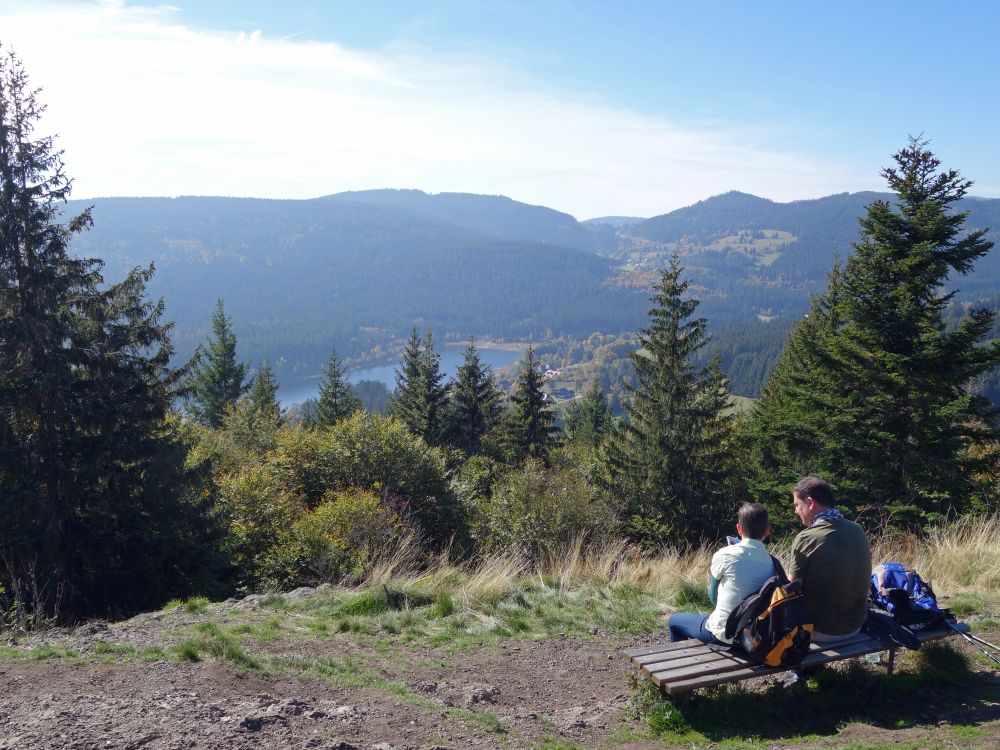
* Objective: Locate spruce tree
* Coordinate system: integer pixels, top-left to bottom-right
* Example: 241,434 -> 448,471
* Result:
392,328 -> 425,431
504,347 -> 556,462
746,267 -> 847,526
0,48 -> 223,619
249,360 -> 281,424
445,340 -> 502,454
420,330 -> 448,444
601,258 -> 739,545
186,299 -> 250,428
563,380 -> 613,446
391,328 -> 446,444
311,348 -> 360,428
750,140 -> 1000,526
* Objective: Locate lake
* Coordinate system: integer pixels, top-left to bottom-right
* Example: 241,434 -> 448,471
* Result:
278,346 -> 525,406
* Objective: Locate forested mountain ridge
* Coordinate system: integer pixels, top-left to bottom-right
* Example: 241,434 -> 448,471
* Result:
322,188 -> 606,251
63,196 -> 648,376
62,189 -> 1000,390
613,190 -> 1000,324
582,216 -> 645,228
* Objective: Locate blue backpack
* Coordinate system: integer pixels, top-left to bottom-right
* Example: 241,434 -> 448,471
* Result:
870,562 -> 948,628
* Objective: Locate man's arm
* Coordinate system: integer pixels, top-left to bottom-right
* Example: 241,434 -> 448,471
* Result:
708,548 -> 728,605
788,532 -> 807,582
707,574 -> 720,605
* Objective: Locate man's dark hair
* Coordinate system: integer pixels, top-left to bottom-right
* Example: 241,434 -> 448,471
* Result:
737,502 -> 769,539
793,475 -> 835,507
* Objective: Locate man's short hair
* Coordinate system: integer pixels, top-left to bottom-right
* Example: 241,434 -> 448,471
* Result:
793,476 -> 835,507
737,502 -> 769,539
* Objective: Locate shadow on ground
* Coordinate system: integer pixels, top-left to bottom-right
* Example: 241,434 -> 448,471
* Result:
633,642 -> 1000,743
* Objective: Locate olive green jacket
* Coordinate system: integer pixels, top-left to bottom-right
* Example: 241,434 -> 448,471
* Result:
789,517 -> 871,635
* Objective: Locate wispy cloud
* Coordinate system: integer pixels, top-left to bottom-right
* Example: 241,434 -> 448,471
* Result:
0,1 -> 873,218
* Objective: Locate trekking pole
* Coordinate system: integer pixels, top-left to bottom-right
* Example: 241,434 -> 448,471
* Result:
963,631 -> 1000,654
943,621 -> 1000,653
946,621 -> 1000,668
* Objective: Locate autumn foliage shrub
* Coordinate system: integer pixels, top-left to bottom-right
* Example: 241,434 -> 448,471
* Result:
272,412 -> 463,545
287,489 -> 408,584
475,458 -> 615,560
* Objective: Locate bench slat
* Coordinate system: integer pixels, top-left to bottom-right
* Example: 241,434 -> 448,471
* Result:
623,640 -> 712,659
631,643 -> 728,666
646,652 -> 753,683
641,648 -> 741,675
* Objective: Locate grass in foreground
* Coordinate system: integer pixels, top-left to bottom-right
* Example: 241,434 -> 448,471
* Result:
3,519 -> 998,682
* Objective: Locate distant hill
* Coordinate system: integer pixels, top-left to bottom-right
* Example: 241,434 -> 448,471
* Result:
583,216 -> 645,228
323,189 -> 607,251
616,190 -> 1000,323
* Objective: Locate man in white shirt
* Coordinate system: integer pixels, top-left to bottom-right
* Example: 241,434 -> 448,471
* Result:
667,502 -> 776,645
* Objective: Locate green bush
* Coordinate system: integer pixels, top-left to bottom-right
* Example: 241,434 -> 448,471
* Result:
287,489 -> 407,584
214,465 -> 303,589
451,454 -> 504,507
476,458 -> 615,559
273,413 -> 463,544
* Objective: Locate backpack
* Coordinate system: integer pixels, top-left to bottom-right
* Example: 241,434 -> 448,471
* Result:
870,562 -> 949,629
725,558 -> 814,668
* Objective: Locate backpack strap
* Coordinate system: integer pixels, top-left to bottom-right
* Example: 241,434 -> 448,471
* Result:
863,607 -> 922,650
770,555 -> 789,585
725,575 -> 780,641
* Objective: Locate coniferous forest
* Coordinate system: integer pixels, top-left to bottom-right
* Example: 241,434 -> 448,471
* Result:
3,47 -> 1000,626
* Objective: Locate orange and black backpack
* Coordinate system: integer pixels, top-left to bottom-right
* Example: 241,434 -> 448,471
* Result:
724,557 -> 814,668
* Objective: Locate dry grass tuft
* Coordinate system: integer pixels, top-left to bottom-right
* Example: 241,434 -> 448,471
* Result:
536,535 -> 712,596
872,515 -> 1000,595
362,536 -> 425,588
356,516 -> 998,619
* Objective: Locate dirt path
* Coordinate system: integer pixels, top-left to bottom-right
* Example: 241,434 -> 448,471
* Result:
1,604 -> 997,749
0,632 -> 649,750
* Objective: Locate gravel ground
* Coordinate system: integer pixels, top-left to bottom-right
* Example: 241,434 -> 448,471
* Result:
1,596 -> 998,749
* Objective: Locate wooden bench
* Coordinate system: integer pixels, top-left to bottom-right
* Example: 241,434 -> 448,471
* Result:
624,622 -> 966,694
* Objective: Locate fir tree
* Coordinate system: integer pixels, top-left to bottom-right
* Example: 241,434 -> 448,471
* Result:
0,48 -> 223,619
391,328 -> 424,431
420,330 -> 448,444
186,299 -> 250,428
311,348 -> 360,428
749,140 -> 1000,526
563,380 -> 613,446
504,347 -> 556,462
249,359 -> 281,425
601,258 -> 739,545
444,340 -> 502,454
391,328 -> 447,444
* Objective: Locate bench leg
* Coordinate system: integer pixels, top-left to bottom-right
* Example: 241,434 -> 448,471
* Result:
887,647 -> 896,676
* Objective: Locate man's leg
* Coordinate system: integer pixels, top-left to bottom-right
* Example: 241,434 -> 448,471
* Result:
667,612 -> 718,644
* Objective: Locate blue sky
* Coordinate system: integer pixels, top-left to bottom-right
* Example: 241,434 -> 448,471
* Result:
2,0 -> 998,218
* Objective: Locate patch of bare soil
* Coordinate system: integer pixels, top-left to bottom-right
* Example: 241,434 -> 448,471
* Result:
1,603 -> 998,750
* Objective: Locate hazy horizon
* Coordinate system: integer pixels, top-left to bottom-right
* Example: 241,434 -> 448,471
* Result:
3,1 -> 999,219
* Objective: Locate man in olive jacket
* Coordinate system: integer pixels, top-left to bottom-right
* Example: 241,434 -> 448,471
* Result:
789,476 -> 871,642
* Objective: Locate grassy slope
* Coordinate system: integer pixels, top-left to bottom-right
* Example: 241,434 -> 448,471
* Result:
3,521 -> 999,748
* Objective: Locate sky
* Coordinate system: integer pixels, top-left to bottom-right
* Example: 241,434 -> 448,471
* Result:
2,0 -> 998,219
